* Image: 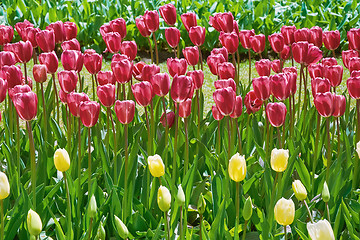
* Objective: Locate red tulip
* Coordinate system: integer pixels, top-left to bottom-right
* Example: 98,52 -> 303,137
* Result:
244,90 -> 263,114
332,95 -> 346,117
309,26 -> 323,48
142,64 -> 160,82
160,111 -> 175,128
36,30 -> 55,52
212,105 -> 224,120
294,28 -> 310,42
268,33 -> 285,53
61,38 -> 81,51
253,76 -> 271,101
280,45 -> 291,60
104,32 -> 121,53
292,41 -> 322,66
189,26 -> 206,46
97,84 -> 116,107
218,62 -> 235,79
266,102 -> 287,127
0,25 -> 14,45
347,76 -> 360,99
39,51 -> 58,74
119,41 -> 137,61
111,58 -> 133,84
144,10 -> 160,33
324,65 -> 343,88
0,78 -> 8,103
281,25 -> 296,45
100,23 -> 112,39
5,65 -> 23,88
230,95 -> 243,118
181,13 -> 197,32
159,4 -> 177,26
283,67 -> 297,95
59,89 -> 68,104
33,64 -> 47,83
179,98 -> 192,118
323,30 -> 340,50
219,32 -> 239,54
11,41 -> 33,63
209,14 -> 222,32
151,73 -> 171,97
207,54 -> 226,75
233,21 -> 239,37
213,87 -> 236,116
61,50 -> 84,72
58,70 -> 78,93
183,46 -> 199,66
110,18 -> 127,39
308,63 -> 323,79
15,20 -> 33,41
8,84 -> 31,100
97,71 -> 115,85
214,79 -> 236,92
167,58 -> 188,77
131,81 -> 154,107
322,57 -> 337,66
250,34 -> 265,53
239,29 -> 255,49
187,70 -> 204,90
214,12 -> 234,33
46,21 -> 65,43
0,51 -> 16,67
24,27 -> 40,48
348,28 -> 360,51
83,51 -> 102,75
135,16 -> 151,37
79,101 -> 100,127
271,60 -> 282,74
255,59 -> 271,76
314,92 -> 334,117
211,47 -> 228,61
311,77 -> 331,98
67,92 -> 90,117
171,74 -> 193,103
114,100 -> 135,124
349,57 -> 360,73
13,91 -> 38,121
64,21 -> 77,40
133,62 -> 146,80
270,73 -> 290,101
165,27 -> 181,48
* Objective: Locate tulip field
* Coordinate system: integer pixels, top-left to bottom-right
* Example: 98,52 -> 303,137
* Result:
2,2 -> 360,240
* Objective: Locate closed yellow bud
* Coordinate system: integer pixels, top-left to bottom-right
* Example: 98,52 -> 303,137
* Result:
176,185 -> 185,206
228,153 -> 247,182
88,195 -> 97,218
271,148 -> 289,172
322,181 -> 330,203
114,215 -> 129,239
274,198 -> 295,226
0,172 -> 10,200
54,148 -> 70,172
157,186 -> 171,212
357,141 -> 360,158
292,180 -> 307,201
307,219 -> 335,240
148,154 -> 165,178
27,209 -> 42,236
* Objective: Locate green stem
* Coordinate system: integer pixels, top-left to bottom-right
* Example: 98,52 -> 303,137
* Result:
235,182 -> 240,240
148,37 -> 153,64
354,100 -> 360,189
199,214 -> 203,240
16,115 -> 20,197
52,73 -> 60,123
150,101 -> 155,155
78,72 -> 82,92
236,120 -> 242,155
162,97 -> 169,168
312,114 -> 321,194
172,102 -> 179,183
184,118 -> 189,176
88,127 -> 92,196
153,32 -> 159,65
336,118 -> 340,157
91,74 -> 95,101
196,90 -> 201,156
232,53 -> 239,95
109,108 -> 118,184
87,217 -> 93,240
217,120 -> 221,158
24,62 -> 28,85
164,211 -> 170,240
198,47 -> 203,71
326,202 -> 330,222
242,221 -> 247,240
77,117 -> 82,239
123,124 -> 129,221
144,107 -> 151,155
1,200 -> 3,240
297,65 -> 303,120
326,117 -> 331,182
277,127 -> 282,148
26,121 -> 36,210
227,116 -> 232,161
284,225 -> 287,240
63,172 -> 72,238
248,49 -> 251,87
106,107 -> 110,154
303,200 -> 313,223
41,83 -> 47,142
180,206 -> 184,240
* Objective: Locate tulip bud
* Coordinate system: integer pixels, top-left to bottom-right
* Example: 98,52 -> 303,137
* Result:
207,54 -> 226,75
266,102 -> 287,127
12,91 -> 38,121
159,4 -> 177,26
79,101 -> 100,127
120,41 -> 137,61
250,34 -> 265,53
189,26 -> 206,47
157,186 -> 171,212
211,47 -> 229,61
167,58 -> 188,77
268,33 -> 285,53
27,209 -> 42,236
274,198 -> 295,226
0,172 -> 10,200
323,30 -> 340,51
314,92 -> 335,117
148,154 -> 165,178
243,196 -> 252,221
255,59 -> 271,77
114,100 -> 135,125
253,76 -> 271,101
179,99 -> 192,118
32,64 -> 47,83
97,84 -> 116,107
281,25 -> 296,45
171,75 -> 193,103
110,18 -> 127,39
322,181 -> 330,203
218,62 -> 235,79
96,222 -> 106,240
271,148 -> 289,172
292,180 -> 307,201
230,95 -> 243,119
239,30 -> 255,49
183,47 -> 199,66
54,148 -> 70,172
219,32 -> 239,54
244,90 -> 263,114
176,185 -> 186,206
144,10 -> 160,33
114,215 -> 129,239
307,219 -> 335,240
197,193 -> 206,215
214,12 -> 234,33
213,87 -> 236,116
212,105 -> 224,121
228,153 -> 247,182
135,16 -> 151,38
160,111 -> 175,128
88,195 -> 97,218
181,13 -> 197,32
132,81 -> 153,107
165,27 -> 180,48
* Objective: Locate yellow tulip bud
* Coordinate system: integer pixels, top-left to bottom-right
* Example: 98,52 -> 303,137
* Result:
148,154 -> 165,178
228,153 -> 247,182
157,186 -> 171,212
0,172 -> 10,200
88,195 -> 97,218
271,148 -> 289,172
307,219 -> 335,240
274,198 -> 295,226
322,181 -> 330,203
27,209 -> 42,236
357,141 -> 360,158
243,196 -> 253,221
176,185 -> 185,206
54,148 -> 70,172
292,180 -> 307,201
114,215 -> 129,239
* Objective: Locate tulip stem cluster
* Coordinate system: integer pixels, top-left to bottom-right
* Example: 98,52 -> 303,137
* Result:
234,182 -> 240,240
51,73 -> 60,123
172,103 -> 179,183
63,172 -> 72,238
26,121 -> 36,210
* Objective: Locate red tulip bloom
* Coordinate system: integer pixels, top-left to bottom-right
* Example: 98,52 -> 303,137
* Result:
268,33 -> 285,53
58,70 -> 78,93
271,60 -> 282,74
61,38 -> 81,51
181,13 -> 197,31
100,23 -> 112,39
349,57 -> 360,73
4,65 -> 23,88
165,27 -> 181,48
183,46 -> 199,66
0,25 -> 14,45
352,71 -> 360,78
179,98 -> 192,118
266,102 -> 287,127
311,77 -> 331,98
270,74 -> 290,101
39,51 -> 58,74
46,21 -> 65,43
79,101 -> 100,127
36,30 -> 55,52
218,62 -> 235,79
219,32 -> 239,54
11,41 -> 33,63
167,58 -> 188,77
159,4 -> 177,26
209,13 -> 222,32
67,92 -> 90,117
151,73 -> 171,97
207,54 -> 226,75
98,71 -> 115,85
24,27 -> 40,48
213,87 -> 236,116
233,21 -> 239,36
59,89 -> 68,104
308,63 -> 323,79
135,16 -> 151,38
332,95 -> 346,117
314,92 -> 334,117
187,70 -> 204,90
211,47 -> 228,61
214,79 -> 236,92
110,18 -> 127,39
324,65 -> 343,88
61,50 -> 84,72
189,26 -> 206,47
13,91 -> 38,121
171,74 -> 193,103
111,58 -> 133,84
309,26 -> 323,48
230,95 -> 243,118
83,51 -> 102,75
8,84 -> 31,100
120,41 -> 137,61
239,29 -> 255,49
281,25 -> 296,45
283,67 -> 297,95
133,62 -> 146,80
0,78 -> 7,103
348,28 -> 360,51
250,34 -> 265,53
97,84 -> 116,107
33,64 -> 47,83
212,105 -> 224,120
323,30 -> 340,50
255,59 -> 271,77
292,41 -> 322,66
104,32 -> 122,53
15,20 -> 33,41
280,45 -> 291,60
347,76 -> 360,99
115,100 -> 135,124
160,111 -> 175,128
144,10 -> 160,33
132,81 -> 153,107
244,90 -> 263,114
294,28 -> 310,42
64,21 -> 77,40
214,12 -> 234,33
139,64 -> 160,82
322,57 -> 337,66
0,51 -> 16,67
253,76 -> 270,101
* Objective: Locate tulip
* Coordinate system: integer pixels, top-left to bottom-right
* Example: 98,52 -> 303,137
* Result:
46,21 -> 65,43
144,10 -> 160,33
250,34 -> 265,54
59,89 -> 68,104
183,46 -> 199,66
348,28 -> 360,50
132,81 -> 153,106
15,20 -> 33,40
253,76 -> 270,101
8,85 -> 31,101
214,12 -> 234,33
280,45 -> 291,60
114,100 -> 135,124
0,79 -> 7,103
110,18 -> 127,39
165,27 -> 181,48
294,28 -> 310,42
132,62 -> 145,80
135,16 -> 151,37
209,13 -> 222,32
207,54 -> 226,75
39,51 -> 58,74
271,74 -> 290,101
88,195 -> 97,218
271,148 -> 289,172
111,58 -> 133,84
268,33 -> 285,53
61,38 -> 81,51
292,41 -> 322,66
0,51 -> 16,67
219,32 -> 239,54
54,148 -> 70,172
244,90 -> 263,114
314,92 -> 335,117
322,57 -> 337,66
0,172 -> 10,200
189,26 -> 206,47
148,154 -> 165,177
120,41 -> 137,61
322,181 -> 330,203
0,25 -> 14,45
167,58 -> 188,77
309,26 -> 323,48
187,70 -> 204,90
84,50 -> 102,74
311,77 -> 331,98
307,220 -> 335,240
342,50 -> 358,69
271,60 -> 282,74
151,73 -> 170,97
4,65 -> 22,88
179,98 -> 192,118
104,32 -> 121,53
323,30 -> 340,50
32,64 -> 47,83
67,92 -> 90,117
114,215 -> 129,239
181,12 -> 197,31
10,41 -> 33,63
36,29 -> 55,52
159,4 -> 177,26
238,29 -> 255,49
13,91 -> 38,121
266,102 -> 287,127
349,57 -> 360,73
332,95 -> 346,117
176,185 -> 185,206
141,64 -> 160,82
228,153 -> 246,182
158,186 -> 171,212
292,180 -> 307,201
255,59 -> 271,76
218,62 -> 235,79
79,101 -> 100,127
214,79 -> 236,92
308,63 -> 323,79
160,111 -> 175,128
97,84 -> 116,107
212,105 -> 224,120
281,25 -> 296,45
324,65 -> 343,88
97,71 -> 115,85
27,209 -> 42,236
213,87 -> 236,116
171,75 -> 193,103
211,47 -> 229,61
243,197 -> 253,221
274,198 -> 295,226
58,70 -> 78,93
63,21 -> 77,40
230,96 -> 243,119
283,71 -> 298,96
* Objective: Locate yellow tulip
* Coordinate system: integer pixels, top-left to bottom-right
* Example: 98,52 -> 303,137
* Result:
292,180 -> 307,201
228,153 -> 247,182
157,186 -> 171,212
0,172 -> 10,200
307,219 -> 335,240
148,154 -> 165,178
271,148 -> 289,172
54,148 -> 70,172
274,198 -> 295,226
27,209 -> 42,236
